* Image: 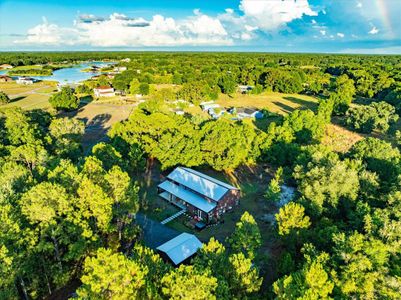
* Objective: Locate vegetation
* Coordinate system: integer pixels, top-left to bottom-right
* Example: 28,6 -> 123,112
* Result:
0,52 -> 401,299
345,101 -> 399,133
49,87 -> 79,111
0,91 -> 10,104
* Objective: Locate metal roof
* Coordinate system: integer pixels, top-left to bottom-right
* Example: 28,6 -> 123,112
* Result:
157,233 -> 203,265
158,180 -> 216,213
167,167 -> 238,202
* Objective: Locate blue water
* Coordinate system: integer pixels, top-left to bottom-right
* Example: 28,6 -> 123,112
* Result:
1,61 -> 115,83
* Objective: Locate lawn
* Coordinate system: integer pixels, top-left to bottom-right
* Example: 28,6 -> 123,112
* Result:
9,65 -> 43,70
62,101 -> 136,151
3,93 -> 52,110
217,91 -> 319,115
0,81 -> 55,96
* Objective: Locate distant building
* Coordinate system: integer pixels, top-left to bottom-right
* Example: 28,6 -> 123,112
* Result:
114,66 -> 127,72
208,108 -> 226,119
0,75 -> 12,82
158,167 -> 240,223
173,109 -> 185,115
235,107 -> 264,119
157,233 -> 203,265
0,64 -> 13,69
238,85 -> 254,93
121,58 -> 131,63
200,101 -> 220,111
16,77 -> 35,85
94,86 -> 115,97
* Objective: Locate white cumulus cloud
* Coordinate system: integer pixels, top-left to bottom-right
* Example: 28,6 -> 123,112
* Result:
15,17 -> 78,45
239,0 -> 317,31
337,32 -> 345,38
14,1 -> 319,47
369,26 -> 379,35
16,12 -> 232,47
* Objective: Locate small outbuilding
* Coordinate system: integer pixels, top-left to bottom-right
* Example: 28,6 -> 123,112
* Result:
94,85 -> 115,97
16,77 -> 35,85
157,233 -> 203,265
229,107 -> 264,119
0,75 -> 12,82
238,85 -> 254,93
200,101 -> 220,111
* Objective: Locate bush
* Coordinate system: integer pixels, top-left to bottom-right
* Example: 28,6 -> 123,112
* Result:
0,91 -> 10,104
345,102 -> 398,134
139,83 -> 150,95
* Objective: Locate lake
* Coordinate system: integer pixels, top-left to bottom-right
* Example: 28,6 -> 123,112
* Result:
0,61 -> 115,83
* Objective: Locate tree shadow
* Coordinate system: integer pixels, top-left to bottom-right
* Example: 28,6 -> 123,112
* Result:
60,96 -> 93,118
81,113 -> 112,153
283,96 -> 318,111
10,96 -> 27,103
272,101 -> 294,114
252,116 -> 281,131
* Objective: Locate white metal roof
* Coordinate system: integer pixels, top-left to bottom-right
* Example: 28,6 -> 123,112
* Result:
157,233 -> 203,265
167,167 -> 238,202
201,103 -> 220,111
158,180 -> 216,213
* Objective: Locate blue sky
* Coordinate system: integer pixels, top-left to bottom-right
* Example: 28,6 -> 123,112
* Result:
0,0 -> 400,53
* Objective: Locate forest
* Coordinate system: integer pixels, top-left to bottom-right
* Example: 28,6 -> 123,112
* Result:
1,52 -> 401,299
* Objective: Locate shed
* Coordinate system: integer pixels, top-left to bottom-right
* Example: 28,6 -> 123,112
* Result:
157,233 -> 203,265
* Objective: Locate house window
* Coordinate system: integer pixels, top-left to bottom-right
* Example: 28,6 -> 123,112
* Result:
197,209 -> 203,219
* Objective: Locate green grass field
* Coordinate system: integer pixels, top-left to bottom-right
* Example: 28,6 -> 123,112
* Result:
217,91 -> 319,115
3,94 -> 52,110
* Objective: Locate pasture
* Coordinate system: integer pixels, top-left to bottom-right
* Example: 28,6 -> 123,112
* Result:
217,91 -> 319,115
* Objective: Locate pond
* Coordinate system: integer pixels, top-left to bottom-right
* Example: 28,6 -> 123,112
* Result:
0,61 -> 116,83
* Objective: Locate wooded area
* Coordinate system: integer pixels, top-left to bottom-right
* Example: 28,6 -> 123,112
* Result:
1,52 -> 401,299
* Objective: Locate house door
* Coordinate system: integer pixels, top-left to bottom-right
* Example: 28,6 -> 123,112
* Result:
197,210 -> 203,219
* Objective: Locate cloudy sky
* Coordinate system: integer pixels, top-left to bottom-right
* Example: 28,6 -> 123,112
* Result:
0,0 -> 400,53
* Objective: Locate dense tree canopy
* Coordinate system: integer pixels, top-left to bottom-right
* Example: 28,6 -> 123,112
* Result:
49,87 -> 79,111
1,52 -> 401,299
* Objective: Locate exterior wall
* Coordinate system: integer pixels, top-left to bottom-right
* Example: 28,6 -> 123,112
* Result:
212,189 -> 240,220
94,89 -> 115,97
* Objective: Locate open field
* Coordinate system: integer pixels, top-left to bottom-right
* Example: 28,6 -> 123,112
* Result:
0,81 -> 56,95
8,65 -> 43,70
63,101 -> 136,150
217,92 -> 319,115
0,81 -> 136,151
0,81 -> 57,110
3,93 -> 52,110
322,123 -> 365,153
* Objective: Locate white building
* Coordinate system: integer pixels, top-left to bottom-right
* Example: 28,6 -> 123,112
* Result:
200,101 -> 220,111
238,85 -> 254,93
16,77 -> 35,85
0,64 -> 13,69
114,66 -> 127,72
94,86 -> 115,97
